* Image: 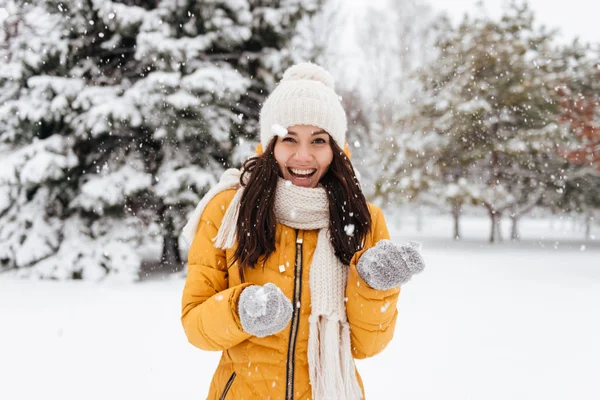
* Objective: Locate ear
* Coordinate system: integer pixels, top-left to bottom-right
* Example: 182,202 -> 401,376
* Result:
255,143 -> 263,156
343,142 -> 352,159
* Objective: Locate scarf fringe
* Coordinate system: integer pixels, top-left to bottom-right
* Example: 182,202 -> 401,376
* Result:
341,321 -> 363,399
308,316 -> 363,400
308,315 -> 322,397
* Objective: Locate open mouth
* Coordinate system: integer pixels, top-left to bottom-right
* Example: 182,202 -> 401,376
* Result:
288,168 -> 317,179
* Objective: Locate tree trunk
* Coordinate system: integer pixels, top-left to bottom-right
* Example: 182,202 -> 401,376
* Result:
489,210 -> 502,243
510,215 -> 520,241
162,234 -> 182,270
452,200 -> 462,240
489,211 -> 496,243
495,214 -> 503,242
585,212 -> 593,240
160,209 -> 183,272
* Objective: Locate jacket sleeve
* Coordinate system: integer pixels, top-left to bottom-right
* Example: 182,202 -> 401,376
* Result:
345,204 -> 401,359
181,191 -> 252,351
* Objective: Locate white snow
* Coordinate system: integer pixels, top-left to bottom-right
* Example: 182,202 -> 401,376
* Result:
344,223 -> 356,236
155,167 -> 215,204
27,76 -> 85,98
181,65 -> 250,98
96,1 -> 148,32
20,150 -> 73,186
70,165 -> 152,214
272,124 -> 288,137
135,33 -> 214,67
201,106 -> 235,143
166,91 -> 201,109
10,189 -> 61,268
0,215 -> 599,399
72,86 -> 121,110
75,95 -> 143,137
457,98 -> 492,113
0,186 -> 10,214
0,135 -> 78,186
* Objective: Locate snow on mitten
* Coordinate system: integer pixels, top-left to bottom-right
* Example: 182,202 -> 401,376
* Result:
238,283 -> 293,338
357,240 -> 425,290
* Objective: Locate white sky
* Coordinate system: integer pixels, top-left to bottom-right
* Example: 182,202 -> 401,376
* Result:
1,1 -> 595,44
430,0 -> 598,44
350,0 -> 599,44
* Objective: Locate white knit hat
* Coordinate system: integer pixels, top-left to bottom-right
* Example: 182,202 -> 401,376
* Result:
259,62 -> 347,150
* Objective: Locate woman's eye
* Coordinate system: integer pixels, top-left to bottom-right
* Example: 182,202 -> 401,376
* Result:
313,138 -> 326,144
282,137 -> 296,143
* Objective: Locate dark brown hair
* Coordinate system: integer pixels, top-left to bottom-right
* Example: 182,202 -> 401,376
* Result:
232,136 -> 372,270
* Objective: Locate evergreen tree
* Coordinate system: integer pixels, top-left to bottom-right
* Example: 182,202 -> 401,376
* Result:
0,0 -> 319,280
393,2 -> 569,242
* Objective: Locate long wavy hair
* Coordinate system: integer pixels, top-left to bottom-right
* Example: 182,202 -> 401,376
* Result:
232,136 -> 372,271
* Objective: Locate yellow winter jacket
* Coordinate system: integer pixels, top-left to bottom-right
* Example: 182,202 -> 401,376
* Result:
181,189 -> 400,400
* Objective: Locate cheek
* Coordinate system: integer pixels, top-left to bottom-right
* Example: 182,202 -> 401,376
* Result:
273,145 -> 289,170
318,149 -> 333,170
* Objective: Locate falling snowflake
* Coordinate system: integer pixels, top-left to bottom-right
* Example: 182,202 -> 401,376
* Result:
344,224 -> 355,236
272,124 -> 288,137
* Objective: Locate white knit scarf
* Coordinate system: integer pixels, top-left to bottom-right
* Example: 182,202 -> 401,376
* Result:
182,168 -> 363,400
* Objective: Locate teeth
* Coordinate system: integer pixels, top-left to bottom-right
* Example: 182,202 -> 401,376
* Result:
291,168 -> 315,176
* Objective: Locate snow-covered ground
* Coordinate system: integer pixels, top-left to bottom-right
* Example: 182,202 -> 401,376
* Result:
1,215 -> 599,400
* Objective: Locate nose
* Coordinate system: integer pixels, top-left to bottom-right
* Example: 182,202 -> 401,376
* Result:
294,144 -> 313,162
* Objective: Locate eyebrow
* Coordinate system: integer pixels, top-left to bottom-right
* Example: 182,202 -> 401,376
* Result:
286,129 -> 328,136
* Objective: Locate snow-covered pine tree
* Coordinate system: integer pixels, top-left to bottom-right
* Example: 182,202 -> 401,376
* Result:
0,0 -> 319,280
396,2 -> 570,242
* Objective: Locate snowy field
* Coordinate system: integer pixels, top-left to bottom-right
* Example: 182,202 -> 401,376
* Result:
1,215 -> 599,400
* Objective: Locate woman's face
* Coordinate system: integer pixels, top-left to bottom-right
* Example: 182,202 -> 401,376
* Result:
273,124 -> 334,188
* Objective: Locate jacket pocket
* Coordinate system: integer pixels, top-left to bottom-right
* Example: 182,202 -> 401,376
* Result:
219,371 -> 236,400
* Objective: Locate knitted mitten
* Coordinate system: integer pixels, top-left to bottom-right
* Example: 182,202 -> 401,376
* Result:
357,240 -> 425,290
238,283 -> 293,338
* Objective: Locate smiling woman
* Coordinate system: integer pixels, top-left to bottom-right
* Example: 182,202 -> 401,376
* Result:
179,62 -> 425,400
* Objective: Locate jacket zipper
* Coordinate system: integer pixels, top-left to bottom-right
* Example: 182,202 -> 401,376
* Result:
219,371 -> 236,400
285,229 -> 303,400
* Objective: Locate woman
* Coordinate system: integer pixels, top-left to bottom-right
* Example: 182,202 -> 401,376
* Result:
180,62 -> 424,400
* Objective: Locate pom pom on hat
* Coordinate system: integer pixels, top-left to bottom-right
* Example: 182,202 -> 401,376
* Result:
282,63 -> 335,89
259,62 -> 347,151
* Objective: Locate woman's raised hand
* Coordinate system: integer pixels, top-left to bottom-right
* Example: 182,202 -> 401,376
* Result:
238,283 -> 293,338
356,240 -> 425,290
